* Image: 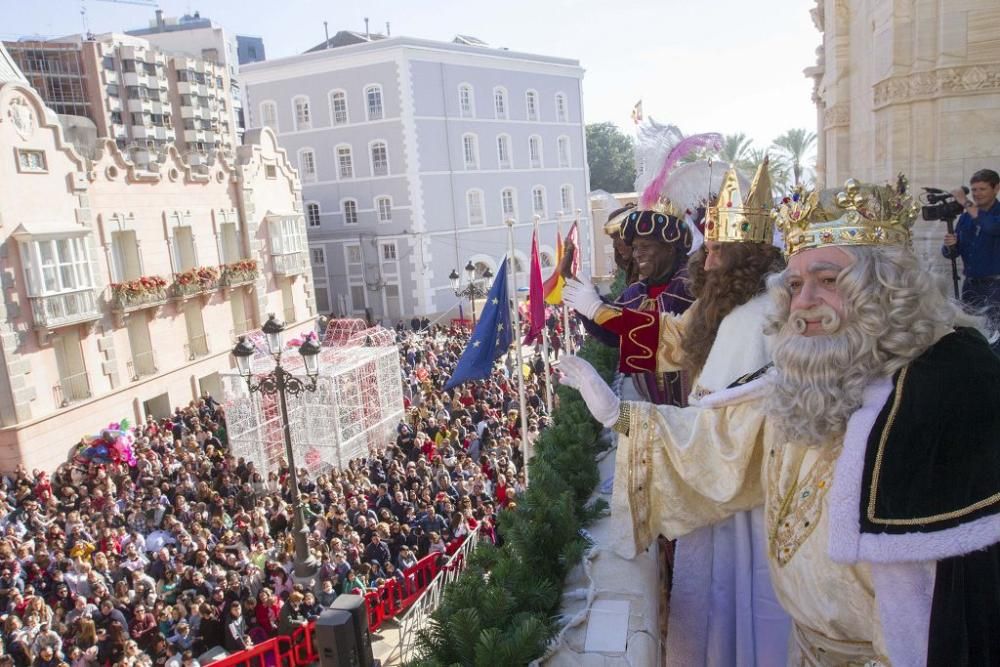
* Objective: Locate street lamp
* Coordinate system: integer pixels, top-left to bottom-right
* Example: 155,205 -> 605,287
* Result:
231,314 -> 321,578
452,262 -> 492,327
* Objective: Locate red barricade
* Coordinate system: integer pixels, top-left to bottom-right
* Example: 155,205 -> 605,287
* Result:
210,536 -> 473,665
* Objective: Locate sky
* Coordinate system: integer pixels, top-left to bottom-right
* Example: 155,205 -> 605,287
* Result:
3,0 -> 820,150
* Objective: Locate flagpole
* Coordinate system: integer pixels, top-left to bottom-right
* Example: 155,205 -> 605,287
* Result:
561,210 -> 577,355
534,215 -> 553,415
506,217 -> 531,483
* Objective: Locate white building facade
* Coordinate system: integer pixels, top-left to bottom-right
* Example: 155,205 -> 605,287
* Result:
242,36 -> 590,322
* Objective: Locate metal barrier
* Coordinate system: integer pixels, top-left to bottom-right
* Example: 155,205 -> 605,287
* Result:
390,526 -> 482,664
208,532 -> 478,666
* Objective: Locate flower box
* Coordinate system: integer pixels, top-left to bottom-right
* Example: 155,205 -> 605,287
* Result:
110,275 -> 169,310
170,266 -> 220,298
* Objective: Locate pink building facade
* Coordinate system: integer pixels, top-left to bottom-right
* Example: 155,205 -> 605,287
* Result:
0,79 -> 315,472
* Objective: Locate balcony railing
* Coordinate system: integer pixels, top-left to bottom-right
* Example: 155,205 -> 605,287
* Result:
29,290 -> 101,330
127,350 -> 157,379
185,333 -> 210,360
220,261 -> 260,288
111,282 -> 169,313
272,252 -> 307,277
169,267 -> 221,299
53,371 -> 91,407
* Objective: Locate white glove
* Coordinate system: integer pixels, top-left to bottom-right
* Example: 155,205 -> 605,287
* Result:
563,276 -> 602,320
557,356 -> 620,427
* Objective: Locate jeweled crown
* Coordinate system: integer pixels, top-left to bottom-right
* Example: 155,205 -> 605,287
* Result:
773,177 -> 921,257
706,157 -> 774,244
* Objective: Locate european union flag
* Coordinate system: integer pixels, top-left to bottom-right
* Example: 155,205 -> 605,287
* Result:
445,258 -> 512,390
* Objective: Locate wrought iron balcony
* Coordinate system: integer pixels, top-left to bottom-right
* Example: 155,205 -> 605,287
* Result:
128,350 -> 158,380
53,371 -> 91,406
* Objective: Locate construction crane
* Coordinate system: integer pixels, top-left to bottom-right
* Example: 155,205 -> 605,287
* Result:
80,0 -> 159,36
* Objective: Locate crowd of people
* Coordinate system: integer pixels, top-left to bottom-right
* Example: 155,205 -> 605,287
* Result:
0,322 -> 559,667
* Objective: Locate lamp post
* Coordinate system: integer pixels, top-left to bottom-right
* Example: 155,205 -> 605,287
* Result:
450,261 -> 492,327
231,314 -> 321,578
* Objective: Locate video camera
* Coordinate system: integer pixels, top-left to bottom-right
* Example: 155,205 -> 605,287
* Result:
921,186 -> 969,222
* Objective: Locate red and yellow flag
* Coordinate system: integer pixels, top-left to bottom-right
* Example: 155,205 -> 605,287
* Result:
544,222 -> 579,305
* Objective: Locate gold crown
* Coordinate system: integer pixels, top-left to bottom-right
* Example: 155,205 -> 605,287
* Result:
706,157 -> 775,244
773,177 -> 921,257
602,204 -> 635,237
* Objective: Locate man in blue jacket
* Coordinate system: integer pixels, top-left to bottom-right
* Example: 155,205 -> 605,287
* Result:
943,168 -> 1000,350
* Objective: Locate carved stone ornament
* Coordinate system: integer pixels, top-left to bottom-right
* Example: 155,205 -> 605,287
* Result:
7,96 -> 35,141
874,64 -> 1000,108
824,102 -> 850,128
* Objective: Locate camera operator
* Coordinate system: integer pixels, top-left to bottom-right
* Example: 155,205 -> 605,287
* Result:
942,168 -> 1000,347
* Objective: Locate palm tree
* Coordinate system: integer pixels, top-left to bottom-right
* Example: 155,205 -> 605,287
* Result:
718,133 -> 755,172
745,148 -> 792,193
771,128 -> 817,186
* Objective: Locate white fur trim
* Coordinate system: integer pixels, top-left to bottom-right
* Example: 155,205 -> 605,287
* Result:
827,377 -> 894,564
829,375 -> 1000,563
871,561 -> 935,667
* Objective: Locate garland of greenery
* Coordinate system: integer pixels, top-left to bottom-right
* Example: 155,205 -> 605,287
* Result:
409,338 -> 618,666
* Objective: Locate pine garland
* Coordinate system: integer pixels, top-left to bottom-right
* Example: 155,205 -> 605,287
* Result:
408,339 -> 618,666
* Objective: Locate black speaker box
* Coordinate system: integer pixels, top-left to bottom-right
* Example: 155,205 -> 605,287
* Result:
330,594 -> 374,666
314,609 -> 360,667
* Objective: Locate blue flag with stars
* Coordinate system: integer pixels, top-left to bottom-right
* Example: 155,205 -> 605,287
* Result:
444,258 -> 512,391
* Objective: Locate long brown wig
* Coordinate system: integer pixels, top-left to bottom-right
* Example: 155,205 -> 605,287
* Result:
680,243 -> 785,375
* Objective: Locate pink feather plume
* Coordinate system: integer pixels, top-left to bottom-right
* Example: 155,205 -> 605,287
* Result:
640,132 -> 723,210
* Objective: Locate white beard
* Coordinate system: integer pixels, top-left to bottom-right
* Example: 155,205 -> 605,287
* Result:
766,305 -> 878,447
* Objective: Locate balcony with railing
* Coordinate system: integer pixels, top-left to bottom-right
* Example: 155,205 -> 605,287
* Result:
184,333 -> 210,360
220,260 -> 259,288
53,371 -> 91,407
230,319 -> 255,340
272,252 -> 307,277
169,266 -> 220,299
29,290 -> 101,330
111,276 -> 169,315
127,350 -> 157,380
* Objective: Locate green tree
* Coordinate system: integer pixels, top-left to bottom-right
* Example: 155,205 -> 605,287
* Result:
771,128 -> 817,186
586,122 -> 636,193
718,132 -> 755,172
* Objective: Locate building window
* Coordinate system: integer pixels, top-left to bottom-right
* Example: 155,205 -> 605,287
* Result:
264,164 -> 277,179
528,136 -> 542,169
525,90 -> 538,121
540,252 -> 554,268
467,190 -> 485,226
501,188 -> 516,219
497,134 -> 511,169
342,199 -> 358,225
336,145 -> 353,179
557,136 -> 571,168
298,148 -> 316,182
16,149 -> 47,173
330,90 -> 348,125
20,236 -> 94,295
532,186 -> 546,216
560,184 -> 574,212
365,85 -> 383,121
310,247 -> 326,266
381,243 -> 397,261
462,134 -> 479,170
345,244 -> 362,267
306,202 -> 321,227
293,96 -> 311,130
269,215 -> 306,255
260,102 -> 278,130
370,141 -> 389,176
493,87 -> 507,119
459,84 -> 474,118
555,93 -> 568,122
375,196 -> 392,223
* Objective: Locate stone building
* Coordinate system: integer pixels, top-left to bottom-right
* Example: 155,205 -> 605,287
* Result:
807,0 -> 1000,269
0,60 -> 314,471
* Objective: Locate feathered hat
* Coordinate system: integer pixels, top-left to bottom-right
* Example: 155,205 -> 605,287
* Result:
621,121 -> 722,252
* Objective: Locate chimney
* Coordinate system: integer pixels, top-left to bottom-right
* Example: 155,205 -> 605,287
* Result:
364,17 -> 370,39
323,21 -> 329,48
155,9 -> 164,28
386,21 -> 391,37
